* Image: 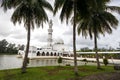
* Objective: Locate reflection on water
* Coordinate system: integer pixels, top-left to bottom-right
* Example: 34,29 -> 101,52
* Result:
0,55 -> 60,70
28,59 -> 58,67
0,55 -> 97,70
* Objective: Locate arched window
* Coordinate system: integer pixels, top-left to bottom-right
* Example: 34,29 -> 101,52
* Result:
46,52 -> 49,56
54,52 -> 56,56
37,52 -> 40,56
42,52 -> 45,56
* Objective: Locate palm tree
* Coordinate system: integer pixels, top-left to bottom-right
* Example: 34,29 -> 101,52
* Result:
1,0 -> 53,73
54,0 -> 78,75
54,0 -> 91,75
77,0 -> 120,69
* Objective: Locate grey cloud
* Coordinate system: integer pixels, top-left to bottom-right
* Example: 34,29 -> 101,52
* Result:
0,32 -> 10,37
0,28 -> 26,38
0,8 -> 15,37
34,33 -> 48,43
63,28 -> 73,36
64,35 -> 93,50
76,37 -> 94,48
0,28 -> 13,37
11,34 -> 26,39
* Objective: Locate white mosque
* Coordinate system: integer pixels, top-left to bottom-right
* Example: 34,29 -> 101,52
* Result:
18,20 -> 70,58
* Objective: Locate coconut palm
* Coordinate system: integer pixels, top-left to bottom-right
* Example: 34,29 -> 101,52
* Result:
77,0 -> 120,69
54,0 -> 77,75
54,0 -> 92,75
1,0 -> 53,73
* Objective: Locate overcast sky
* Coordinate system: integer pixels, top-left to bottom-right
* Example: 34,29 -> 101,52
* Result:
0,0 -> 120,50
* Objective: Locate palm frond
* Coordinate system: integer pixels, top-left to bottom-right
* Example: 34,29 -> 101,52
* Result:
106,6 -> 120,14
41,0 -> 53,12
54,0 -> 65,15
10,0 -> 52,30
60,0 -> 73,23
1,0 -> 21,11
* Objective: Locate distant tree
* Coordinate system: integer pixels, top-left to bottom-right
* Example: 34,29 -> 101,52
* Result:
0,39 -> 8,53
80,47 -> 92,52
18,44 -> 25,50
0,39 -> 18,54
6,43 -> 17,54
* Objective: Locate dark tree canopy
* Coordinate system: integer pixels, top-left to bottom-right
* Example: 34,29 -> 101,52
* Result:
0,39 -> 18,54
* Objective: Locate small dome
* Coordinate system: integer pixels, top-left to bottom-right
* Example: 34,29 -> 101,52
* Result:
54,38 -> 64,44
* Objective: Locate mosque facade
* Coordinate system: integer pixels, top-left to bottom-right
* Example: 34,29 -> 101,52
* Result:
18,20 -> 70,58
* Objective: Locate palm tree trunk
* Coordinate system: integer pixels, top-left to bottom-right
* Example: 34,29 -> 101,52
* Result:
94,32 -> 100,69
73,0 -> 78,76
21,21 -> 31,73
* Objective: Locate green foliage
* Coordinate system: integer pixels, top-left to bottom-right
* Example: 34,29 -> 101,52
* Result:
103,58 -> 109,66
82,59 -> 88,65
18,44 -> 25,50
82,59 -> 87,61
57,57 -> 62,65
77,54 -> 120,59
66,64 -> 71,66
79,47 -> 93,52
0,39 -> 18,54
0,39 -> 8,53
1,0 -> 53,29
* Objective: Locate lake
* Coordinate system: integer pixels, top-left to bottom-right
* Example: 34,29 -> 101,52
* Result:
0,55 -> 59,70
0,55 -> 97,70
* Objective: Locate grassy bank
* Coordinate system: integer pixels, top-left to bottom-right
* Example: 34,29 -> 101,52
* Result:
0,66 -> 117,80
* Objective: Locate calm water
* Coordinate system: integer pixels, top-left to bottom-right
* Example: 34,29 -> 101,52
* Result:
0,55 -> 97,70
0,55 -> 23,70
0,55 -> 59,70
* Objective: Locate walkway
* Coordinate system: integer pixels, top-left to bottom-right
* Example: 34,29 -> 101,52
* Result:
62,57 -> 120,64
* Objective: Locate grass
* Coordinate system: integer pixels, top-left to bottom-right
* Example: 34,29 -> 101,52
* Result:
0,65 -> 117,80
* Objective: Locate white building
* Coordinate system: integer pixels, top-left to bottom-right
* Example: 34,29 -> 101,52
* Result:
18,20 -> 70,58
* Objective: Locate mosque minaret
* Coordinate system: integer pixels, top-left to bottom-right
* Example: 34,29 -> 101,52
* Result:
47,20 -> 53,47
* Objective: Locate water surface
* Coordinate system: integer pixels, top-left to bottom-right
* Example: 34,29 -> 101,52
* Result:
0,55 -> 97,70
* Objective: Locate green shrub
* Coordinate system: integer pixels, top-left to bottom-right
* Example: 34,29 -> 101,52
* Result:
82,59 -> 88,65
82,59 -> 87,62
103,58 -> 108,66
66,64 -> 71,66
58,57 -> 62,66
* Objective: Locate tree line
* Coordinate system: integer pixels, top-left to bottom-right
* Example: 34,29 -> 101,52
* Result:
79,47 -> 116,52
0,39 -> 24,54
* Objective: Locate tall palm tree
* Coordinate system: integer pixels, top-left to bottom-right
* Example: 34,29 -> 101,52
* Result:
54,0 -> 78,75
54,0 -> 91,75
77,0 -> 120,69
1,0 -> 53,73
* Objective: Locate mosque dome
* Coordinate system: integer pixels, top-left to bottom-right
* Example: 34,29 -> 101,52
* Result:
54,38 -> 64,44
